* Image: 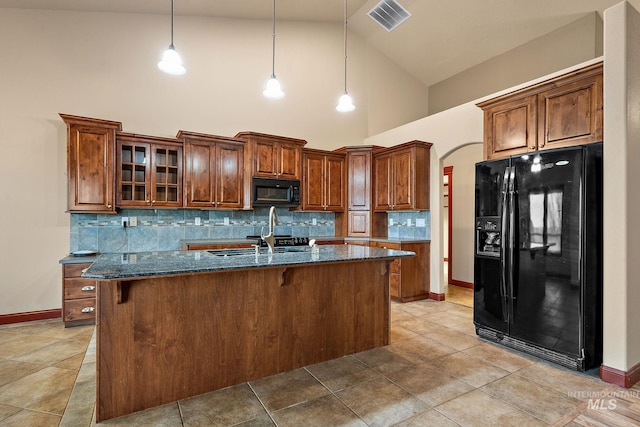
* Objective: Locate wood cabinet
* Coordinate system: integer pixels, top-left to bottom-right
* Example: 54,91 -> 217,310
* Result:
370,241 -> 430,302
373,141 -> 432,212
302,149 -> 346,211
62,262 -> 96,327
179,131 -> 246,209
60,114 -> 122,213
116,133 -> 183,208
478,62 -> 603,160
235,132 -> 307,181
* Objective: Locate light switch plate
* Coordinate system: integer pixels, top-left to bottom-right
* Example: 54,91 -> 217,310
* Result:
416,218 -> 426,227
406,218 -> 412,227
195,217 -> 201,226
223,217 -> 230,226
389,218 -> 394,226
129,216 -> 137,227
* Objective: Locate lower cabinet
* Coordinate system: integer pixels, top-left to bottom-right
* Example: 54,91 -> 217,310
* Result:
62,263 -> 97,327
369,241 -> 430,302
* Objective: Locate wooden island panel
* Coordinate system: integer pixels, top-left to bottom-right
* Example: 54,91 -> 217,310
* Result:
96,259 -> 390,422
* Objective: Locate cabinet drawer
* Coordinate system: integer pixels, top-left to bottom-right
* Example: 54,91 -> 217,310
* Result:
64,263 -> 92,278
64,298 -> 96,322
64,278 -> 97,299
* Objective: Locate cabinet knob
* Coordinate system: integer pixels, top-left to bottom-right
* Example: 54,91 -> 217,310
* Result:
81,307 -> 95,313
151,200 -> 156,204
81,285 -> 96,292
107,204 -> 112,208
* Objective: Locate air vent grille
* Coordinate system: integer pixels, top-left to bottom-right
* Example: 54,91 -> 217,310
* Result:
367,0 -> 411,32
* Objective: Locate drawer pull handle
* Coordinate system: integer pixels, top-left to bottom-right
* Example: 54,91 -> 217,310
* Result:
81,268 -> 88,273
81,307 -> 95,313
81,285 -> 96,292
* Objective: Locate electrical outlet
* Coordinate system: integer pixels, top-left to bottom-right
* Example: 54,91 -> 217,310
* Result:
195,217 -> 201,226
129,216 -> 137,227
312,218 -> 317,226
121,217 -> 128,227
389,218 -> 394,226
223,217 -> 230,226
407,218 -> 412,227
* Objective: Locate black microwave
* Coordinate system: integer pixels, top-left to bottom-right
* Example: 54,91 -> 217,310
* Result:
252,177 -> 300,208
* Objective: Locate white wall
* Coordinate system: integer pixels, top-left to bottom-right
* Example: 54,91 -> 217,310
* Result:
443,144 -> 483,285
602,1 -> 640,373
0,8 -> 427,315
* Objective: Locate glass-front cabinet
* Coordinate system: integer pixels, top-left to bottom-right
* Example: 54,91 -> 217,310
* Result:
116,133 -> 183,208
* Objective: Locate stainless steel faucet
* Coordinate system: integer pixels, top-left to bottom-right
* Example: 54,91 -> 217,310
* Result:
260,206 -> 279,255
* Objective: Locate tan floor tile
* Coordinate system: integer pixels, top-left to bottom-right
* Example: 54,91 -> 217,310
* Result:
233,412 -> 275,426
0,359 -> 45,388
180,383 -> 267,427
54,351 -> 86,371
391,324 -> 421,341
353,346 -> 417,376
98,402 -> 182,426
447,319 -> 478,336
13,336 -> 89,366
517,362 -> 608,399
393,409 -> 460,426
250,368 -> 329,412
391,309 -> 417,323
306,355 -> 382,392
0,366 -> 76,415
336,377 -> 429,427
272,394 -> 367,427
425,327 -> 482,351
463,341 -> 535,372
423,310 -> 471,328
0,408 -> 61,427
0,331 -> 60,359
435,389 -> 547,427
394,317 -> 447,336
0,403 -> 21,421
390,335 -> 458,364
432,352 -> 510,388
482,374 -> 582,424
59,361 -> 96,427
386,363 -> 475,407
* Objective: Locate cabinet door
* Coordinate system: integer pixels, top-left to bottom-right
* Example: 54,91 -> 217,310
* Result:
348,211 -> 370,236
537,73 -> 603,150
151,144 -> 182,207
302,152 -> 325,211
484,95 -> 537,159
278,142 -> 301,180
391,149 -> 413,210
184,141 -> 217,208
68,126 -> 116,213
373,154 -> 392,211
325,155 -> 345,211
215,143 -> 244,209
348,150 -> 371,211
253,140 -> 278,178
117,141 -> 150,207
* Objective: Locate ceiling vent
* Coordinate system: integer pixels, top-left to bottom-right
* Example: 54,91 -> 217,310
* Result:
367,0 -> 411,32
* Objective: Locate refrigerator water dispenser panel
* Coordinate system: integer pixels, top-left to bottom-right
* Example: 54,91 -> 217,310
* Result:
476,216 -> 501,257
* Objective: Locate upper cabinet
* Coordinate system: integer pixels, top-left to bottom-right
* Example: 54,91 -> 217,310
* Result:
116,133 -> 183,208
178,131 -> 246,209
478,62 -> 603,160
60,114 -> 122,213
235,132 -> 306,181
373,141 -> 432,212
302,149 -> 346,212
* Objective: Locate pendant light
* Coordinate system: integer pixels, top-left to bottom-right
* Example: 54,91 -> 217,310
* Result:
263,0 -> 284,98
158,0 -> 186,75
336,0 -> 355,112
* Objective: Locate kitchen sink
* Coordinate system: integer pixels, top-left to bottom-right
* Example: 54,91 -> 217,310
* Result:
208,246 -> 310,257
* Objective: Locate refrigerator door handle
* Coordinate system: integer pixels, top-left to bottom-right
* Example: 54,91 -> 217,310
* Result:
500,166 -> 511,323
507,166 -> 517,323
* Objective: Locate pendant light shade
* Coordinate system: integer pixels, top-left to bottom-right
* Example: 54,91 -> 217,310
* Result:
158,0 -> 186,75
337,0 -> 354,112
263,0 -> 284,98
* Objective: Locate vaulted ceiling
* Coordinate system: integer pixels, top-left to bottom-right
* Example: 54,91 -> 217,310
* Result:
0,0 -> 632,87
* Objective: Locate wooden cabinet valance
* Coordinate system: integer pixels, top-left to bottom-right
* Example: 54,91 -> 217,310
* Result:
478,62 -> 603,160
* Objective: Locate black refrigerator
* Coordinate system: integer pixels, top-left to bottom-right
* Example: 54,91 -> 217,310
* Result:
473,143 -> 602,371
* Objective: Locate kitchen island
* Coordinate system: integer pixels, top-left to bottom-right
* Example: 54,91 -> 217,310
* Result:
83,244 -> 414,422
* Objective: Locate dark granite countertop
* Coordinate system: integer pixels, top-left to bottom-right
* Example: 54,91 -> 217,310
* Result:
59,255 -> 99,264
82,245 -> 415,280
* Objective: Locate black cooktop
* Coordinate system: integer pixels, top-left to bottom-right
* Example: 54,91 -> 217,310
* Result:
246,235 -> 311,247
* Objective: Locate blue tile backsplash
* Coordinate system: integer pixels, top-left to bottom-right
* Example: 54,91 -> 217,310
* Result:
70,208 -> 336,253
387,211 -> 430,240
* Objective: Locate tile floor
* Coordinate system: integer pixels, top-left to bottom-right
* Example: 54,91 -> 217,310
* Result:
1,299 -> 639,426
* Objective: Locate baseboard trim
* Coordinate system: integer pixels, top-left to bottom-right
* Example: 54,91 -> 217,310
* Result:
429,292 -> 445,301
450,279 -> 473,289
0,309 -> 62,325
600,362 -> 640,388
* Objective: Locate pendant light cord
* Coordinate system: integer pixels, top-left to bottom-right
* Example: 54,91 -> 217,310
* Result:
170,0 -> 175,48
343,0 -> 348,93
271,0 -> 277,78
